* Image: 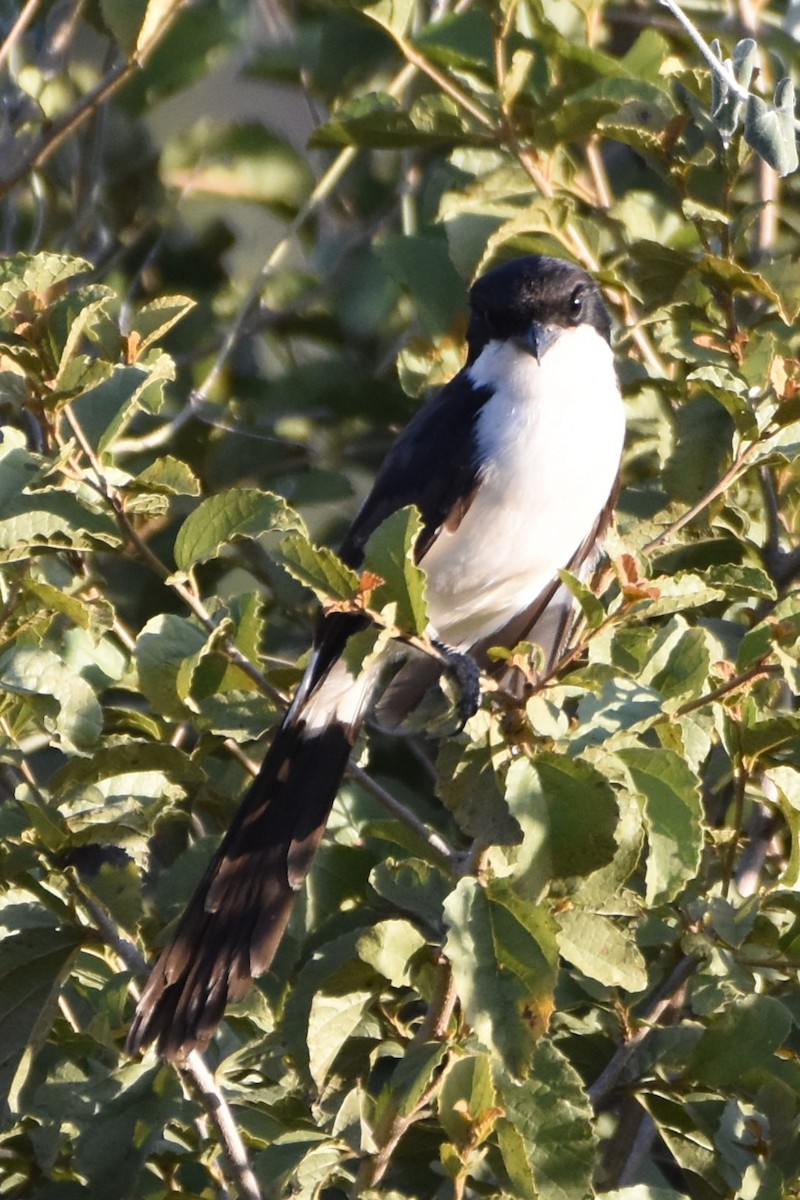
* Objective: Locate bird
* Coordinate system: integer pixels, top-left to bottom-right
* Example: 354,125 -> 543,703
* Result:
126,253 -> 626,1060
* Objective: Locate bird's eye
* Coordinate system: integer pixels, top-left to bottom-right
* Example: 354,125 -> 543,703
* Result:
568,287 -> 584,322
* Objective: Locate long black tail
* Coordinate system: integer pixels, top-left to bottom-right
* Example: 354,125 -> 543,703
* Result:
126,718 -> 354,1059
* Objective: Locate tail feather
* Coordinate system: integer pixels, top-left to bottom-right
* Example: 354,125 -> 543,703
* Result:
127,721 -> 354,1059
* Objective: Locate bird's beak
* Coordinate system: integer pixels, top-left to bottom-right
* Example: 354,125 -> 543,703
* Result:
524,322 -> 561,362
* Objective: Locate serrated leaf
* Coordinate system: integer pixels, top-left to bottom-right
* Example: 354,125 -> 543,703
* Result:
616,747 -> 704,904
437,723 -> 521,845
363,506 -> 428,635
557,909 -> 647,992
369,857 -> 450,929
0,431 -> 121,560
443,877 -> 558,1079
173,488 -> 306,571
49,741 -> 204,796
496,1038 -> 597,1200
0,927 -> 83,1113
272,535 -> 360,602
0,253 -> 89,315
131,456 -> 201,496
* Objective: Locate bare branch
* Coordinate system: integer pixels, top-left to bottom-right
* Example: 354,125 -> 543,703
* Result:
183,1052 -> 263,1200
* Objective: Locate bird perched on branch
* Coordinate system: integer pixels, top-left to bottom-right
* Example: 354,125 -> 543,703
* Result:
127,254 -> 626,1060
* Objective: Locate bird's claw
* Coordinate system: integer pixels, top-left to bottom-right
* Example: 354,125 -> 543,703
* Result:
431,640 -> 481,729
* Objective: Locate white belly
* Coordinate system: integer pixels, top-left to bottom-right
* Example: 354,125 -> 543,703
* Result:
422,327 -> 624,650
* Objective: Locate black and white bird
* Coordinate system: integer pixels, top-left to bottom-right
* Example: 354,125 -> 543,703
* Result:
127,254 -> 626,1059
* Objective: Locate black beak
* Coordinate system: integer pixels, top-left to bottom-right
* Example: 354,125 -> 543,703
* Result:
525,322 -> 561,362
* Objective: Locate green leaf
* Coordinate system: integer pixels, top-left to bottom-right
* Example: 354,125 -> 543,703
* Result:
557,909 -> 647,992
173,487 -> 306,571
616,747 -> 704,904
391,1041 -> 449,1118
0,646 -> 102,752
356,919 -> 426,987
49,741 -> 204,795
272,535 -> 360,603
744,93 -> 798,177
437,718 -> 521,845
764,766 -> 800,887
307,988 -> 373,1089
443,877 -> 558,1079
0,252 -> 89,315
363,506 -> 428,635
369,857 -> 451,929
0,927 -> 83,1113
376,235 -> 467,337
134,614 -> 207,719
130,455 -> 201,496
438,1052 -> 499,1147
100,0 -> 147,57
688,994 -> 792,1086
0,430 -> 121,561
496,1038 -> 597,1200
360,0 -> 416,37
166,123 -> 314,211
557,568 -> 605,628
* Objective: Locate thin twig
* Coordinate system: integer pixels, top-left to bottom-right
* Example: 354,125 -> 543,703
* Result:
644,442 -> 759,551
588,953 -> 700,1107
0,0 -> 190,194
184,1052 -> 263,1200
347,761 -> 458,869
61,405 -> 287,706
0,0 -> 41,73
350,956 -> 457,1196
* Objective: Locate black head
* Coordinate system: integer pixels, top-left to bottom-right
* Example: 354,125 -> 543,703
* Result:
466,255 -> 611,363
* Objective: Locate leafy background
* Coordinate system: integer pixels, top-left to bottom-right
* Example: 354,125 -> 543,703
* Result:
1,0 -> 800,1197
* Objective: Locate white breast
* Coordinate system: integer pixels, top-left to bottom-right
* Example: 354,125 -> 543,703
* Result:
422,325 -> 625,650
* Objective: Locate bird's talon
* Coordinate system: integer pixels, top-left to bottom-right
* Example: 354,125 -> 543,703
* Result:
431,639 -> 481,728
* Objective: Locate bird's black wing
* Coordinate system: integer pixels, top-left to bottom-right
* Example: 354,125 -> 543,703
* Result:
340,369 -> 492,567
299,369 -> 492,700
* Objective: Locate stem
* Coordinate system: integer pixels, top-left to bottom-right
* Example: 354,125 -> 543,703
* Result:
350,956 -> 458,1196
347,761 -> 458,869
588,953 -> 700,1107
644,442 -> 759,552
0,0 -> 41,74
61,406 -> 286,706
0,0 -> 190,194
184,1052 -> 263,1200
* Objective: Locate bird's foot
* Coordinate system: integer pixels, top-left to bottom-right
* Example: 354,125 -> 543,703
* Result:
431,640 -> 481,729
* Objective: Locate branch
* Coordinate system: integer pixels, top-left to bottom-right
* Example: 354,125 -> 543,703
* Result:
346,761 -> 458,870
0,0 -> 190,195
0,0 -> 41,73
184,1052 -> 263,1200
588,952 -> 700,1107
60,406 -> 287,708
350,955 -> 457,1196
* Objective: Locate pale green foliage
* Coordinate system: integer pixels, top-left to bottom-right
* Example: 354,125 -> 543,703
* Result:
1,0 -> 800,1198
